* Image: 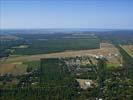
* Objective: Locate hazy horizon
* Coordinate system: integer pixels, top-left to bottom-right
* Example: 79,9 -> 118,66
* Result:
1,0 -> 133,29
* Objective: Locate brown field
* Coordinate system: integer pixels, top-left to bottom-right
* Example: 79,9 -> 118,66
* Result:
0,43 -> 122,75
0,62 -> 27,76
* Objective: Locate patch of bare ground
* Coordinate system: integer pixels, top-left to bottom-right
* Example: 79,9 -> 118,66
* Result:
0,62 -> 27,75
76,79 -> 96,90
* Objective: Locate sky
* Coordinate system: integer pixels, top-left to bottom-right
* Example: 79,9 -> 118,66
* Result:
0,0 -> 133,29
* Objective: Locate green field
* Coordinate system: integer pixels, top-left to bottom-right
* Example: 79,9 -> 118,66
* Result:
12,38 -> 100,55
23,60 -> 40,70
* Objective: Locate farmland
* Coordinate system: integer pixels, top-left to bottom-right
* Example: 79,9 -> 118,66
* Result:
0,33 -> 100,75
120,45 -> 133,57
0,43 -> 122,75
1,43 -> 121,64
0,62 -> 27,76
0,60 -> 40,76
0,30 -> 133,100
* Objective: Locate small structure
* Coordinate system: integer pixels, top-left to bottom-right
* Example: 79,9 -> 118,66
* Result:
85,81 -> 91,87
76,79 -> 94,90
75,67 -> 92,74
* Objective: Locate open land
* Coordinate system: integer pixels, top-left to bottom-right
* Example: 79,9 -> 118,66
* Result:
0,43 -> 122,75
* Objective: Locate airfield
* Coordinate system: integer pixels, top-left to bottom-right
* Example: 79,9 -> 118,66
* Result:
0,43 -> 123,75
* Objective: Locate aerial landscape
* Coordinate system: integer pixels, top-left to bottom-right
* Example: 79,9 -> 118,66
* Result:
0,0 -> 133,100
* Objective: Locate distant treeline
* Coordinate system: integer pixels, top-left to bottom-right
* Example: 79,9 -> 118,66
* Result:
0,40 -> 25,58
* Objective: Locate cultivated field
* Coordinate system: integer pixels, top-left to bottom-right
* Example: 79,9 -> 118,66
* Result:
0,62 -> 27,75
120,45 -> 133,57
